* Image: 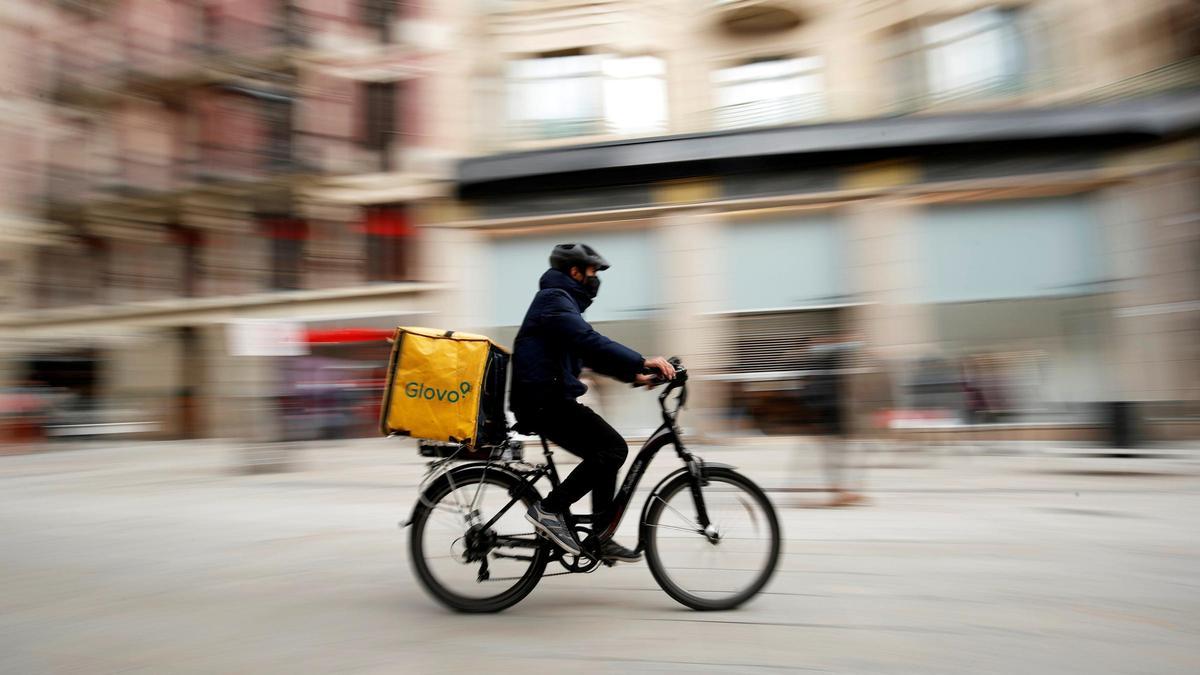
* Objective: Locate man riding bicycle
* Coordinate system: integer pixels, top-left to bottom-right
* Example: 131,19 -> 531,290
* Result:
513,243 -> 675,563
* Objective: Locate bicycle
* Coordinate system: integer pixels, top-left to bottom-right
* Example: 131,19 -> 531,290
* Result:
403,357 -> 781,613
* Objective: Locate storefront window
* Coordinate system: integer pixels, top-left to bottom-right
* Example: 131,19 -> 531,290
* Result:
910,196 -> 1114,425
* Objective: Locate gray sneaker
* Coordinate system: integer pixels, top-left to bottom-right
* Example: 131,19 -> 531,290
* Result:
525,502 -> 582,555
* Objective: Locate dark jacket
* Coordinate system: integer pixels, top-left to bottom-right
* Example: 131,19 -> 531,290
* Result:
510,269 -> 644,422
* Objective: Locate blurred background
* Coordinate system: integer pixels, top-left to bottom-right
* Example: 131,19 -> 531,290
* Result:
0,0 -> 1197,450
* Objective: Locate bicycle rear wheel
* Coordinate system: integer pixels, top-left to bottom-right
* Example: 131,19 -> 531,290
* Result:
642,466 -> 781,610
409,465 -> 548,612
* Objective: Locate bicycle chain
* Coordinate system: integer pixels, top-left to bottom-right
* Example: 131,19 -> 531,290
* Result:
481,568 -> 584,582
481,547 -> 604,582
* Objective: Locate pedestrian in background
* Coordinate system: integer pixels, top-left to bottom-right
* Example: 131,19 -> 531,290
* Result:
793,331 -> 869,507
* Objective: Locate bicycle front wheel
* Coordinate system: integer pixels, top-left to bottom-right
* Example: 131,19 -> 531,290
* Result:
642,466 -> 781,610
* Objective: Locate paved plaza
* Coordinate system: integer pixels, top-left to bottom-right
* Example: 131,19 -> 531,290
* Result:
1,438 -> 1198,673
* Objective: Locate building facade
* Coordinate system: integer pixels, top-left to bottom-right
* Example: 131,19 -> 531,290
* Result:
0,1 -> 460,441
435,0 -> 1200,442
1,0 -> 1197,444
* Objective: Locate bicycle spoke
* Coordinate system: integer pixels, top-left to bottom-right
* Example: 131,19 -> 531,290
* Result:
653,493 -> 700,531
642,521 -> 702,535
443,470 -> 471,520
416,471 -> 546,606
469,469 -> 490,513
646,473 -> 779,610
429,503 -> 468,532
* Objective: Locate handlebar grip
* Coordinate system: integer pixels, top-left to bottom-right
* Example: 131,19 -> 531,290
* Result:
635,357 -> 687,387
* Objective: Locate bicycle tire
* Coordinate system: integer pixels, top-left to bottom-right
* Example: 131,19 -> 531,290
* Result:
642,466 -> 781,611
409,465 -> 549,613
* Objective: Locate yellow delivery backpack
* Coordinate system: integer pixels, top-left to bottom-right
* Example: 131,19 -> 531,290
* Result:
379,327 -> 510,447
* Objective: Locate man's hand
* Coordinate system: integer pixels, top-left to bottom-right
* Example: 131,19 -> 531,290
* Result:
633,373 -> 659,388
642,356 -> 676,382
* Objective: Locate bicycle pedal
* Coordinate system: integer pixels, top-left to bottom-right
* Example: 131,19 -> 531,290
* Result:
601,559 -> 616,568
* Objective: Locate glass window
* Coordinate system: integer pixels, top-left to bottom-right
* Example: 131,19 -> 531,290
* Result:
364,205 -> 414,282
723,213 -> 846,311
506,54 -> 666,140
917,196 -> 1106,304
488,229 -> 658,327
361,81 -> 397,171
262,216 -> 307,291
920,7 -> 1026,103
602,56 -> 667,135
713,56 -> 825,130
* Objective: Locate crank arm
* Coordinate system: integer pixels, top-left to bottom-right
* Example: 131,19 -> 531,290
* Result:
491,552 -> 536,562
494,535 -> 541,549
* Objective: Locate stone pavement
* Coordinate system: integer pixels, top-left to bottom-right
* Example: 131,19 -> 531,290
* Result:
1,438 -> 1198,674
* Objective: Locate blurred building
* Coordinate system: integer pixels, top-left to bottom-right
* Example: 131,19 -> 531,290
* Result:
1,0 -> 1197,445
0,1 -> 462,440
435,0 -> 1200,441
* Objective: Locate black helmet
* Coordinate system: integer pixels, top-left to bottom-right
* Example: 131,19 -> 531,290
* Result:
549,243 -> 610,272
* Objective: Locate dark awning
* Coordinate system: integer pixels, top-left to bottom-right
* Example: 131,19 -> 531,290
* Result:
458,91 -> 1200,196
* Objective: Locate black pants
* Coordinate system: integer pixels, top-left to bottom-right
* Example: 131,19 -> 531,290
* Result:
528,401 -> 628,525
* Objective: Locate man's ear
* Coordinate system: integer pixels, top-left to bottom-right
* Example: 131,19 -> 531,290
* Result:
568,266 -> 584,282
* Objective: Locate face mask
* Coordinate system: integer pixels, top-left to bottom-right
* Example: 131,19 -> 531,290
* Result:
582,274 -> 601,298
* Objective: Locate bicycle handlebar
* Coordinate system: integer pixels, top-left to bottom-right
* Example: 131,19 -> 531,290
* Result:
635,356 -> 687,388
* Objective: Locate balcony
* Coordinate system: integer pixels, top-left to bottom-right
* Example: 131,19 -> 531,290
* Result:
191,142 -> 301,184
507,117 -> 606,142
713,94 -> 825,130
712,0 -> 805,35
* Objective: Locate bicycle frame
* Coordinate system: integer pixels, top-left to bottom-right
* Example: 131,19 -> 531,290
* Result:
466,370 -> 713,557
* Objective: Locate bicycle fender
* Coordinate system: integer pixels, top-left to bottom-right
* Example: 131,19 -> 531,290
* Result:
637,462 -> 738,531
402,462 -> 541,528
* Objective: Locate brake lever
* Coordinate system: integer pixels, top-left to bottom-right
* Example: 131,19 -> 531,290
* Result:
634,357 -> 685,388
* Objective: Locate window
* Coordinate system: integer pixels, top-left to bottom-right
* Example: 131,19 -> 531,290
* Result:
506,54 -> 666,140
364,205 -> 413,282
170,225 -> 203,298
197,87 -> 294,176
910,197 -> 1112,424
488,229 -> 658,326
362,81 -> 397,171
893,7 -> 1027,109
724,213 -> 846,311
923,8 -> 1025,101
262,216 -> 307,291
360,0 -> 395,43
713,56 -> 825,130
916,197 -> 1105,303
262,96 -> 294,170
602,56 -> 668,135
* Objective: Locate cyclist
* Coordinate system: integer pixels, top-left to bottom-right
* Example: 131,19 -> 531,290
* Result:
513,243 -> 675,562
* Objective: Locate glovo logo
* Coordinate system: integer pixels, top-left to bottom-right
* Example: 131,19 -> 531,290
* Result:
405,381 -> 472,404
